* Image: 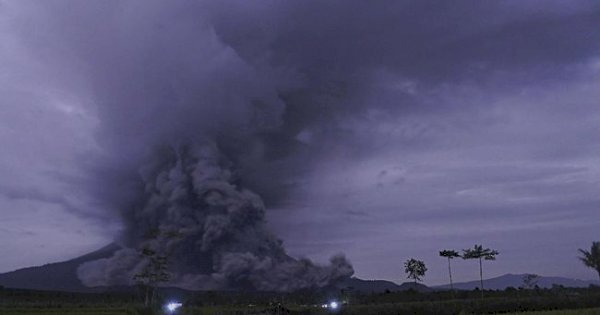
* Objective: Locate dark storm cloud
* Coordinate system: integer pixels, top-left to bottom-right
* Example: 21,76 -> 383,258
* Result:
6,0 -> 599,210
1,0 -> 600,285
204,0 -> 600,171
210,1 -> 600,81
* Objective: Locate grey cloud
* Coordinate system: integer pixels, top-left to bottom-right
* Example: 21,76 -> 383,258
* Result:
210,1 -> 600,84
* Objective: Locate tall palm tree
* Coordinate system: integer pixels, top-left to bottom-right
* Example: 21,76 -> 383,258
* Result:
578,242 -> 600,280
439,249 -> 460,292
462,244 -> 499,298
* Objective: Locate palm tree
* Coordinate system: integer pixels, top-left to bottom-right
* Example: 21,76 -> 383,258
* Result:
439,249 -> 460,292
462,244 -> 499,298
578,242 -> 600,280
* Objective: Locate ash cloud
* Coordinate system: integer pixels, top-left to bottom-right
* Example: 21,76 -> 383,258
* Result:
59,0 -> 358,290
78,143 -> 352,290
34,0 -> 356,290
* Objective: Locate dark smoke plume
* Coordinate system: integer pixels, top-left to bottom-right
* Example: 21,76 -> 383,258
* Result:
8,0 -> 360,291
78,143 -> 352,290
43,0 -> 359,291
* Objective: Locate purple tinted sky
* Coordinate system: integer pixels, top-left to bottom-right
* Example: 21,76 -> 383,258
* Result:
1,0 -> 600,285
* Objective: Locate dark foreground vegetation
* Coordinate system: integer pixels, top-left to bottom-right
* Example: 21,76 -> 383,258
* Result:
2,285 -> 600,315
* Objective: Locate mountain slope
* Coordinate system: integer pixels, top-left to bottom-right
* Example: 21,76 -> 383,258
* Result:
0,243 -> 119,292
336,277 -> 432,293
337,277 -> 401,293
435,273 -> 600,290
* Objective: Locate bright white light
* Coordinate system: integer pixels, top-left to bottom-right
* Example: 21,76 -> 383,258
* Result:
165,302 -> 183,313
329,301 -> 339,309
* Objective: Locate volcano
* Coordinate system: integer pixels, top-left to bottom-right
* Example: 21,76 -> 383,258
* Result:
0,244 -> 119,292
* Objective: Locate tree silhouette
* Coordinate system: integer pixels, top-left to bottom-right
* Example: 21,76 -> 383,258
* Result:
132,228 -> 182,307
133,247 -> 170,307
439,249 -> 460,292
404,258 -> 427,284
462,244 -> 499,298
578,241 -> 600,280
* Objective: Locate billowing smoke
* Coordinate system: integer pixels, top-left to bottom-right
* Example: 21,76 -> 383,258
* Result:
58,0 -> 358,291
78,143 -> 352,290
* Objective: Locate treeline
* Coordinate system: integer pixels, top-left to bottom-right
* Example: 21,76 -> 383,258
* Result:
0,286 -> 326,309
341,290 -> 600,315
0,286 -> 137,308
3,284 -> 600,314
180,287 -> 600,315
348,285 -> 600,305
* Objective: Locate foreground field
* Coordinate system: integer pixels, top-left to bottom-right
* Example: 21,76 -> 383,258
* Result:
0,308 -> 136,315
511,308 -> 600,315
3,306 -> 600,315
180,307 -> 600,315
3,286 -> 600,315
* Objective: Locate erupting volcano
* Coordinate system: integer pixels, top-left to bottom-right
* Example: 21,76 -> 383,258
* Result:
78,143 -> 353,291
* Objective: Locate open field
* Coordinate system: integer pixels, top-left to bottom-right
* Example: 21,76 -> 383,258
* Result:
3,307 -> 600,315
510,309 -> 600,315
3,286 -> 600,315
0,309 -> 136,315
178,307 -> 600,315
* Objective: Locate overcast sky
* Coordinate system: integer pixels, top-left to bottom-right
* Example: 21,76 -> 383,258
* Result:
1,0 -> 600,286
